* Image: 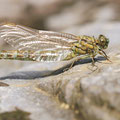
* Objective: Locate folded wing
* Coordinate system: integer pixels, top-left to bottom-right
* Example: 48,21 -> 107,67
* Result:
0,23 -> 78,61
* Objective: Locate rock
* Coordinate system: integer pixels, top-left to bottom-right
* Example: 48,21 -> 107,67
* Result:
0,79 -> 74,120
0,0 -> 120,120
35,21 -> 120,120
35,42 -> 120,120
0,108 -> 31,120
1,21 -> 120,120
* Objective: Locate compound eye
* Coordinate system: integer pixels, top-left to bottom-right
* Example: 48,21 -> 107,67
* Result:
100,37 -> 104,42
99,35 -> 105,42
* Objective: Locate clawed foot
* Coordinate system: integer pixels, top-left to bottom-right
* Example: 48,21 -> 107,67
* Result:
87,63 -> 98,72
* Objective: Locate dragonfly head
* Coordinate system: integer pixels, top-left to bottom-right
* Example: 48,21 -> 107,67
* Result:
97,35 -> 109,49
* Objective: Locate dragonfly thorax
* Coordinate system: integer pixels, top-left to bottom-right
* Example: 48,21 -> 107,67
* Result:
72,40 -> 97,56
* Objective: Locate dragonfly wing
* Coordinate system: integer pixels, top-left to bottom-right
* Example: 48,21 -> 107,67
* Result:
0,23 -> 78,52
32,49 -> 72,62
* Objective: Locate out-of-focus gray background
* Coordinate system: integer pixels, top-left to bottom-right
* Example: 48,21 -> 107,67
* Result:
0,0 -> 119,29
0,0 -> 120,48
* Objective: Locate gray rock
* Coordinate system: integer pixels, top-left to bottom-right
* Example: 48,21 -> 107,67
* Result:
0,1 -> 120,120
34,22 -> 120,120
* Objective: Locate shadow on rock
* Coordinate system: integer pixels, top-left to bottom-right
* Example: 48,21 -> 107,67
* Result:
0,56 -> 106,80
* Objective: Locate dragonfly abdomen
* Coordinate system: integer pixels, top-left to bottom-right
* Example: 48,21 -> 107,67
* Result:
0,50 -> 35,61
0,50 -> 72,62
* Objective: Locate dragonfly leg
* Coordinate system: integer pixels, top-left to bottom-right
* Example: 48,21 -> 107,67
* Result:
87,56 -> 98,71
63,59 -> 77,71
91,57 -> 95,66
63,55 -> 99,72
64,55 -> 95,71
63,52 -> 78,71
99,50 -> 112,63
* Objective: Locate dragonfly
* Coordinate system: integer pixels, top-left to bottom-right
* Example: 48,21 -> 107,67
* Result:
0,23 -> 110,68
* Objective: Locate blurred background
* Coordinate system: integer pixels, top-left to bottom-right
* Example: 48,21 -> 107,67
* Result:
0,0 -> 120,48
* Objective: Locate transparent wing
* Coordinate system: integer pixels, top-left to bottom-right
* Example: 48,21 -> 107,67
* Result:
32,49 -> 72,62
0,23 -> 78,52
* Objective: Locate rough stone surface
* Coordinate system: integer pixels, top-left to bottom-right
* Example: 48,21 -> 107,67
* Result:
0,0 -> 120,120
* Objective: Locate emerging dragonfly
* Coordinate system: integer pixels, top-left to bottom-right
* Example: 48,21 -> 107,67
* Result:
0,23 -> 110,67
